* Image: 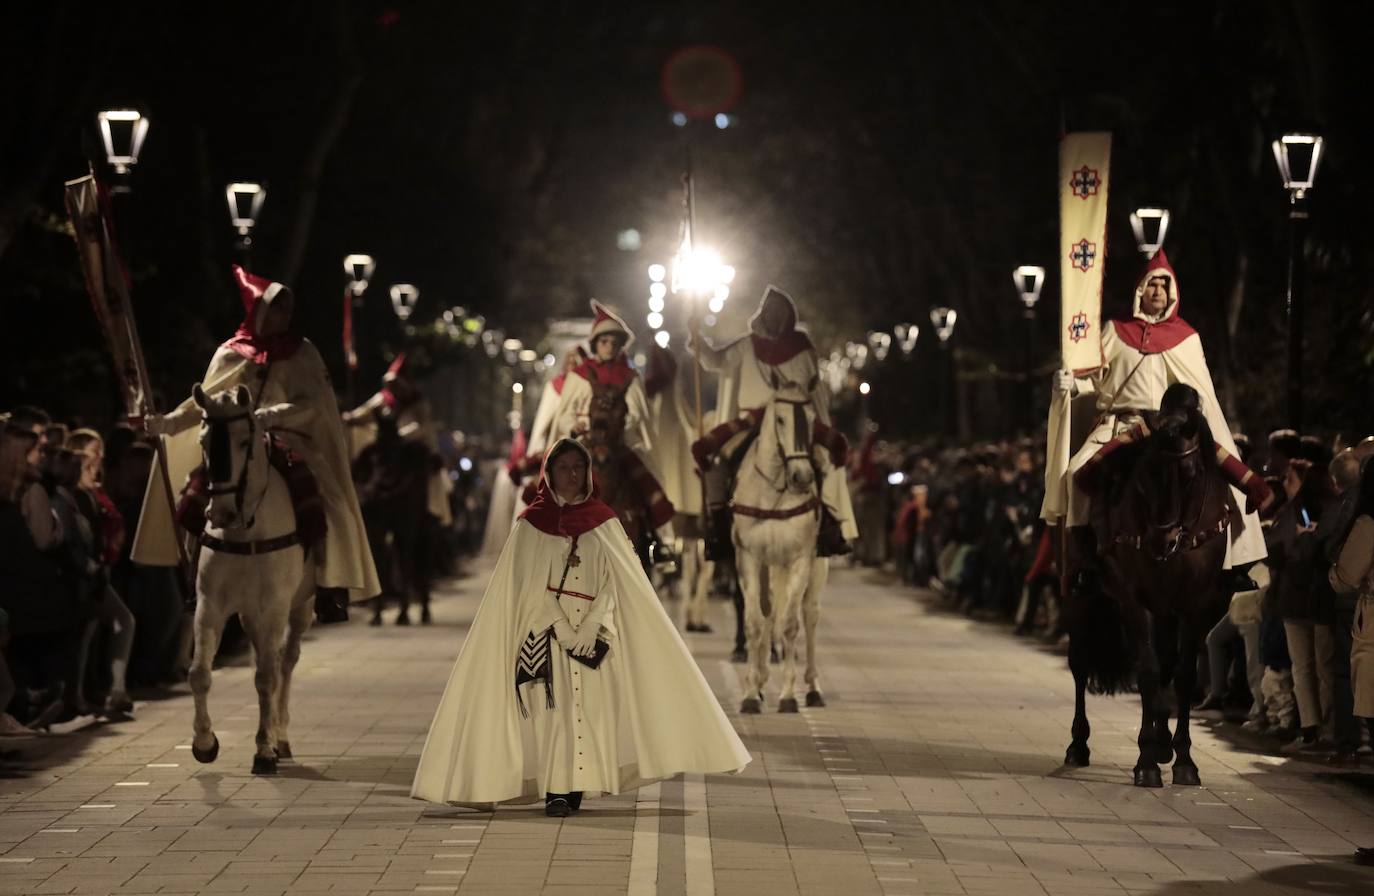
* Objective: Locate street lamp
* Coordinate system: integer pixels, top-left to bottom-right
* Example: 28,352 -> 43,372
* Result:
1128,208 -> 1170,259
930,307 -> 958,435
341,254 -> 375,399
894,323 -> 919,356
1272,132 -> 1324,430
225,182 -> 266,260
389,284 -> 419,321
97,110 -> 150,177
1014,266 -> 1046,433
867,330 -> 892,362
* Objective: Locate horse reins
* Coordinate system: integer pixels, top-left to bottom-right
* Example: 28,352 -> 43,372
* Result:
736,398 -> 821,521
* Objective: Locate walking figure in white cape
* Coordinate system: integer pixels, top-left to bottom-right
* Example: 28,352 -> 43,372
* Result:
411,438 -> 749,816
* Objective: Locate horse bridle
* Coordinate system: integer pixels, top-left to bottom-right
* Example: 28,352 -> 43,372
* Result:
1131,430 -> 1214,562
203,411 -> 270,529
753,397 -> 814,494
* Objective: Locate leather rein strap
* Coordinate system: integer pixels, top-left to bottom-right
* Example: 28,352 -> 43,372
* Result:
200,531 -> 302,556
732,495 -> 820,520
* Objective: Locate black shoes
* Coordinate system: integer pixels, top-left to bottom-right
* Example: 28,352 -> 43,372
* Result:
545,791 -> 583,817
1355,847 -> 1374,866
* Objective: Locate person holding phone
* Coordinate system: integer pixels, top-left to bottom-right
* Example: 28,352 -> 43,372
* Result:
1266,448 -> 1338,753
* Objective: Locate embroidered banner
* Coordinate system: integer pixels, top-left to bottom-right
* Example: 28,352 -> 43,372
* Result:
1058,132 -> 1111,373
64,173 -> 149,416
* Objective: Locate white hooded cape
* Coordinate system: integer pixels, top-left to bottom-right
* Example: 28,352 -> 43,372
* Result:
412,440 -> 750,806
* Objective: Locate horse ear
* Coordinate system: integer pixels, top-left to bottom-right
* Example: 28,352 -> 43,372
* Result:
808,375 -> 819,393
192,383 -> 208,409
234,385 -> 252,407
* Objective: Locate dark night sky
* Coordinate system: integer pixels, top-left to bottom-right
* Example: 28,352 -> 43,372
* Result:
2,1 -> 1370,438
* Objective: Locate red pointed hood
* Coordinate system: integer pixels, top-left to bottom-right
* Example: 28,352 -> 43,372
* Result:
222,265 -> 302,363
588,299 -> 633,349
518,438 -> 617,538
1111,249 -> 1197,354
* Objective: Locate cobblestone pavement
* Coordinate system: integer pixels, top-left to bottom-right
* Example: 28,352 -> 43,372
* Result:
4,563 -> 1374,895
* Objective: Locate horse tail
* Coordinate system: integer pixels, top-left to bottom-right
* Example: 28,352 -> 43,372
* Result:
1079,594 -> 1137,697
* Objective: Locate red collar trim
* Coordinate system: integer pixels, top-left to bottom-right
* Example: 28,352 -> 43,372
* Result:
1111,315 -> 1197,354
573,356 -> 636,387
222,323 -> 303,365
751,331 -> 813,366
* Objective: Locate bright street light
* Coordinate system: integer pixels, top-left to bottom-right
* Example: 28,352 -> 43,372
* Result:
1128,209 -> 1170,258
344,254 -> 375,295
1272,133 -> 1324,198
894,323 -> 919,355
225,182 -> 266,236
1012,265 -> 1046,309
389,284 -> 419,321
930,307 -> 958,343
97,110 -> 150,175
654,331 -> 671,348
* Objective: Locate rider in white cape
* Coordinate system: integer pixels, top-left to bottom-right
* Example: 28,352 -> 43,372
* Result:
411,438 -> 750,809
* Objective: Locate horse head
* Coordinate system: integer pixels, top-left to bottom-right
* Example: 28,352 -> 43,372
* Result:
193,383 -> 267,530
584,381 -> 629,463
763,396 -> 816,495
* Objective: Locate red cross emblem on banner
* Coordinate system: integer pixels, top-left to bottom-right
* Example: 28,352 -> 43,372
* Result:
1069,165 -> 1101,200
1068,312 -> 1091,343
1069,239 -> 1097,272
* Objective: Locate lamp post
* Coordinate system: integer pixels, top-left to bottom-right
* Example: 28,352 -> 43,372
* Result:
1272,133 -> 1324,430
342,254 -> 375,405
893,323 -> 919,357
1129,207 -> 1170,260
1013,266 -> 1045,433
930,307 -> 958,436
225,182 -> 266,265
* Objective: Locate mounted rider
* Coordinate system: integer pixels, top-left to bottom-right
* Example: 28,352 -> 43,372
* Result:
1041,249 -> 1266,590
135,265 -> 380,601
343,352 -> 452,528
548,300 -> 677,561
687,285 -> 856,557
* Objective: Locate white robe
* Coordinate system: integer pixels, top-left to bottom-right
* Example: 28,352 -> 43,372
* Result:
1042,321 -> 1266,567
411,514 -> 750,805
695,335 -> 858,540
132,340 -> 381,597
648,374 -> 703,517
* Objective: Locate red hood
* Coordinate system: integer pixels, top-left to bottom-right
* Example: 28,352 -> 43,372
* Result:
222,264 -> 303,364
1112,248 -> 1197,353
518,438 -> 617,538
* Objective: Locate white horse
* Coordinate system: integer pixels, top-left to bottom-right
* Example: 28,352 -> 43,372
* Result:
732,395 -> 827,713
188,384 -> 315,775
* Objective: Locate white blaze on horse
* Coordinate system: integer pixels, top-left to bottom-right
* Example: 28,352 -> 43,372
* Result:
732,394 -> 828,714
189,384 -> 315,775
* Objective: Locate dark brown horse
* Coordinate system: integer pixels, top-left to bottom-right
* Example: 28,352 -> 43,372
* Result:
1064,392 -> 1233,788
581,379 -> 656,568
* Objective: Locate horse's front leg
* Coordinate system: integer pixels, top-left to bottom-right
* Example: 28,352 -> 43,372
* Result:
274,565 -> 315,762
1133,608 -> 1165,788
240,608 -> 287,776
1064,632 -> 1091,767
1171,623 -> 1203,786
773,555 -> 811,713
686,542 -> 714,632
803,556 -> 828,707
735,543 -> 767,714
189,591 -> 227,764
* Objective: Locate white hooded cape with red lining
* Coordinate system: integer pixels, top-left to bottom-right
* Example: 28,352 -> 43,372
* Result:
411,439 -> 749,806
1041,250 -> 1266,567
131,266 -> 380,597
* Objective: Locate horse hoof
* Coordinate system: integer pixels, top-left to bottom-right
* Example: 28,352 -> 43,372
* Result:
1172,765 -> 1201,787
778,697 -> 799,713
1133,766 -> 1163,788
191,735 -> 219,764
740,697 -> 762,714
1063,744 -> 1091,767
252,754 -> 279,776
275,741 -> 292,760
730,647 -> 747,664
805,690 -> 826,708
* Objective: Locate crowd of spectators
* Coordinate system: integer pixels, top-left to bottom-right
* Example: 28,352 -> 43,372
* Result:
0,401 -> 496,755
848,425 -> 1374,765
